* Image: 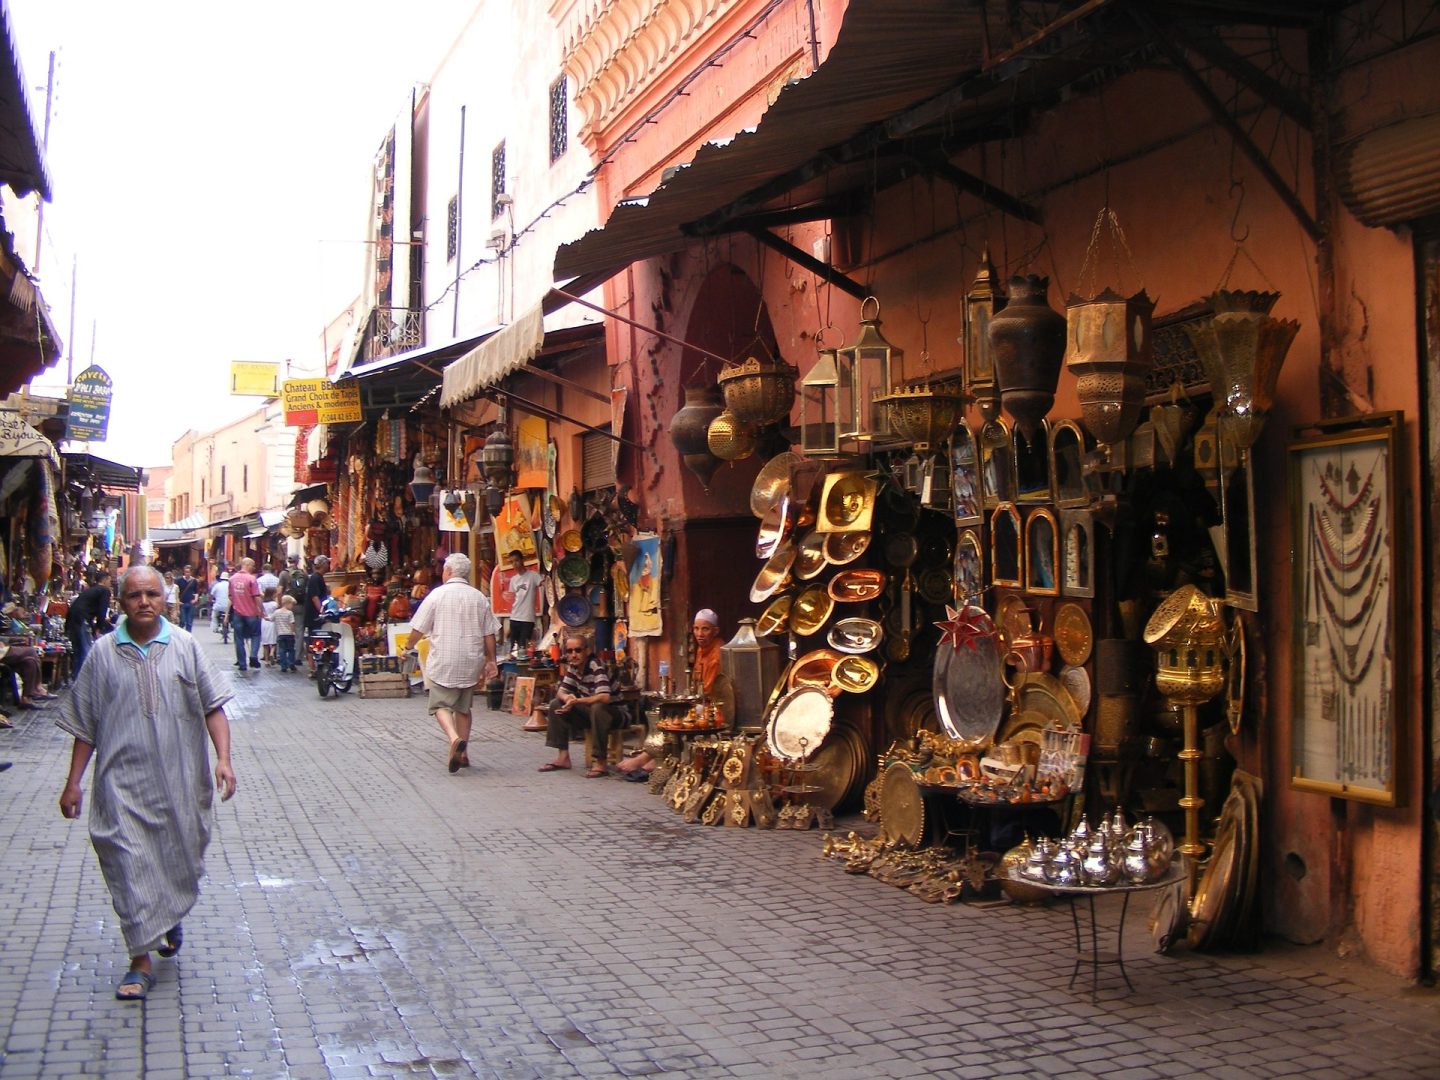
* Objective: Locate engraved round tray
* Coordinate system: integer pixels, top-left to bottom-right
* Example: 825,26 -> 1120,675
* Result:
766,685 -> 834,762
879,761 -> 925,849
933,608 -> 1005,744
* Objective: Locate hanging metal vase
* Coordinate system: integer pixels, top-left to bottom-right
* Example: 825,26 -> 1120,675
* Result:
707,408 -> 758,462
1180,289 -> 1299,456
988,275 -> 1066,441
1065,288 -> 1155,448
670,383 -> 726,491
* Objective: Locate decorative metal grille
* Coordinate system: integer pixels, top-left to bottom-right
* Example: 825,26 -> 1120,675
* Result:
359,307 -> 425,363
549,77 -> 568,163
446,195 -> 459,263
491,141 -> 506,220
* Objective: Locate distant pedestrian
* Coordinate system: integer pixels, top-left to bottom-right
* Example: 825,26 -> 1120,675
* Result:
504,551 -> 545,657
270,595 -> 299,672
65,570 -> 113,675
302,557 -> 331,672
208,572 -> 231,640
177,566 -> 201,632
256,560 -> 280,600
406,553 -> 499,773
56,564 -> 236,1001
259,588 -> 279,666
163,571 -> 179,623
228,558 -> 263,672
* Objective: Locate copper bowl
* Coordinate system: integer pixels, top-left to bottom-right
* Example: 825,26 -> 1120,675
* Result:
789,649 -> 844,694
790,585 -> 835,637
749,539 -> 796,604
817,472 -> 877,533
828,568 -> 887,603
756,594 -> 793,637
823,531 -> 872,566
794,530 -> 828,581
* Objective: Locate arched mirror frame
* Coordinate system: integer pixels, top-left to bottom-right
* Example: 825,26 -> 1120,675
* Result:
1050,420 -> 1089,508
1014,418 -> 1052,504
1059,508 -> 1095,598
1025,506 -> 1060,596
990,502 -> 1023,588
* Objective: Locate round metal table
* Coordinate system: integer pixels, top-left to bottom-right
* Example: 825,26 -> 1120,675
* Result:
1008,866 -> 1185,999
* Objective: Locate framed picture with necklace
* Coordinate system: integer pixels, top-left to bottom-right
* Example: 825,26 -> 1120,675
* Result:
1288,411 -> 1403,806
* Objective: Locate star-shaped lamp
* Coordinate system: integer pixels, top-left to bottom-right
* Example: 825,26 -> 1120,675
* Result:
935,605 -> 996,652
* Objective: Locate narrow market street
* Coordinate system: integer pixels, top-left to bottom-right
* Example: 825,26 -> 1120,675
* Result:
0,633 -> 1436,1080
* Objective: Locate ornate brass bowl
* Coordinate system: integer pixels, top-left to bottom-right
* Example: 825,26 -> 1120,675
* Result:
749,539 -> 796,604
817,472 -> 876,534
755,594 -> 793,637
794,530 -> 828,580
789,649 -> 844,693
833,655 -> 880,693
823,530 -> 872,566
755,495 -> 792,559
751,451 -> 800,518
876,384 -> 968,451
827,617 -> 884,654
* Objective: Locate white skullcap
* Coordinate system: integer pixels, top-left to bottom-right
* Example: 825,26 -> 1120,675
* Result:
693,609 -> 719,626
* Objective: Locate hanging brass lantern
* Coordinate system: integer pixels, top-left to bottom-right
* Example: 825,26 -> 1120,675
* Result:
1181,290 -> 1299,455
707,408 -> 757,461
800,347 -> 846,456
481,417 -> 515,487
717,352 -> 798,427
963,249 -> 1005,424
1065,288 -> 1155,447
670,383 -> 725,490
837,296 -> 902,445
877,381 -> 968,452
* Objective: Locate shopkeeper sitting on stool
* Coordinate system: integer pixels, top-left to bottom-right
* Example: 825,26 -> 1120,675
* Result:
538,633 -> 614,778
1,601 -> 56,709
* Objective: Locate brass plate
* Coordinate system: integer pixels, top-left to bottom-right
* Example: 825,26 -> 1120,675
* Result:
1059,664 -> 1092,717
833,655 -> 880,694
1007,672 -> 1084,733
806,730 -> 854,812
996,594 -> 1033,641
1053,602 -> 1093,667
794,530 -> 828,581
559,529 -> 583,553
751,451 -> 801,519
823,531 -> 872,566
767,685 -> 834,761
828,568 -> 887,603
816,472 -> 877,534
827,617 -> 883,654
756,594 -> 793,637
1187,813 -> 1238,948
790,586 -> 834,637
879,762 -> 925,849
756,495 -> 792,560
916,566 -> 953,606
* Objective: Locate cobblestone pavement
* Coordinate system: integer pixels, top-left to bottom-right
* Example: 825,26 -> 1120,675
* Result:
1,633 -> 1437,1079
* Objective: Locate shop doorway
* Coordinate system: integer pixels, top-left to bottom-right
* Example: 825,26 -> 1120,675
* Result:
1419,225 -> 1440,982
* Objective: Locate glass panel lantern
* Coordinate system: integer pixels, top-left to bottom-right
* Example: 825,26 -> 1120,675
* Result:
837,296 -> 901,445
800,347 -> 847,456
964,248 -> 1005,423
721,618 -> 782,727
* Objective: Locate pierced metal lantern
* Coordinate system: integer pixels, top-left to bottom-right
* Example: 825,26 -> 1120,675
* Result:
408,453 -> 436,504
1065,288 -> 1156,447
838,296 -> 902,444
877,381 -> 968,452
707,408 -> 757,462
963,249 -> 1005,423
800,347 -> 847,456
481,417 -> 515,487
717,353 -> 798,427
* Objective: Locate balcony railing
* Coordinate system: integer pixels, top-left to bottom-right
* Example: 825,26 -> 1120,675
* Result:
358,306 -> 425,364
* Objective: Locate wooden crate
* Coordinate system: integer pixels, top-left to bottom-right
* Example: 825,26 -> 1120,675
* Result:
359,672 -> 410,699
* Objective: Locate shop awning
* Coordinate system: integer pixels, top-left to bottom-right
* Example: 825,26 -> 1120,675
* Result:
0,4 -> 52,200
151,535 -> 202,548
440,307 -> 545,408
337,328 -> 501,413
0,410 -> 60,468
161,511 -> 209,531
289,482 -> 329,507
62,452 -> 145,491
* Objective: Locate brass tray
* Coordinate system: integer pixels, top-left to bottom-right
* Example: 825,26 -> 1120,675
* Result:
789,649 -> 844,692
751,451 -> 801,518
1059,664 -> 1092,717
828,568 -> 887,603
1053,602 -> 1093,667
805,724 -> 862,811
879,761 -> 925,849
767,685 -> 834,761
756,495 -> 793,559
749,538 -> 796,604
1008,672 -> 1083,733
933,606 -> 1005,745
816,472 -> 877,534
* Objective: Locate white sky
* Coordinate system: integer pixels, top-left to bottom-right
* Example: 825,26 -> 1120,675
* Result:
8,0 -> 476,469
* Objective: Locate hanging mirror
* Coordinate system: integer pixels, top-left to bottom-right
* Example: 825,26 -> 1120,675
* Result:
980,417 -> 1015,508
991,502 -> 1022,587
955,527 -> 985,606
1060,508 -> 1095,598
1014,419 -> 1051,503
1025,507 -> 1060,596
1222,452 -> 1259,611
951,423 -> 983,526
1050,420 -> 1088,508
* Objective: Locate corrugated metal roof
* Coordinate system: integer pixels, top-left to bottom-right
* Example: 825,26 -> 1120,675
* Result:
0,1 -> 51,199
554,0 -> 986,280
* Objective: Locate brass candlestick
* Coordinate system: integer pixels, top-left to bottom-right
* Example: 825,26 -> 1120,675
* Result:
1143,585 -> 1228,902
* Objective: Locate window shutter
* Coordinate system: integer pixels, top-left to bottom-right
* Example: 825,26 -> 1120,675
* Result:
581,430 -> 615,491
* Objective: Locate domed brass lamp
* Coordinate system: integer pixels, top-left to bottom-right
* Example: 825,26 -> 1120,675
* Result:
1065,288 -> 1155,448
1143,584 -> 1228,903
707,408 -> 757,461
1180,289 -> 1299,458
838,297 -> 902,445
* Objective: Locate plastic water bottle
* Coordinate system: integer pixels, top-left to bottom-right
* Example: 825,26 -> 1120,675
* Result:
658,660 -> 670,697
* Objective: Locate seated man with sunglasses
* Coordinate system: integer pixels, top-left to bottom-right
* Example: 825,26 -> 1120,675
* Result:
537,633 -> 615,778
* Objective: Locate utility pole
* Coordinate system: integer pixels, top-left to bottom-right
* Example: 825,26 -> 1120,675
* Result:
66,254 -> 76,383
34,50 -> 55,273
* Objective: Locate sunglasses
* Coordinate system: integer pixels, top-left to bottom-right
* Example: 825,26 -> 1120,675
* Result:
564,647 -> 585,654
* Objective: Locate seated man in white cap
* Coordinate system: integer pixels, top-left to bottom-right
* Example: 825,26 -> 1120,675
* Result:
617,609 -> 735,781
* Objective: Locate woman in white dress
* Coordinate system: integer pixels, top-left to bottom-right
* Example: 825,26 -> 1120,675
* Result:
259,587 -> 279,666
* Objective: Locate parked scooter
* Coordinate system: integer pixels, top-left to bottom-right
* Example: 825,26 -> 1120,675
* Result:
307,607 -> 355,697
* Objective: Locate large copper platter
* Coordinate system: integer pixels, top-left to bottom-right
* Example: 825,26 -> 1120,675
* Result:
794,530 -> 828,581
789,585 -> 834,637
932,606 -> 1005,744
828,568 -> 887,602
827,617 -> 883,654
767,685 -> 834,761
879,761 -> 925,848
755,594 -> 793,637
823,531 -> 872,566
750,451 -> 801,518
749,538 -> 796,604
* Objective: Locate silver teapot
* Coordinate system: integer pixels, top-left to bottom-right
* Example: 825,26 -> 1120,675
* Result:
1046,839 -> 1084,887
1082,833 -> 1122,886
1122,818 -> 1173,883
1024,838 -> 1056,882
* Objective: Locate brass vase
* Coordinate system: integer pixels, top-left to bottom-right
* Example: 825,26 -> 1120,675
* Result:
1065,288 -> 1155,447
988,275 -> 1066,441
671,384 -> 726,490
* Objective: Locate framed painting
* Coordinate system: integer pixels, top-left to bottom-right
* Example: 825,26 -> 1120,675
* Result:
511,675 -> 537,716
1059,508 -> 1095,599
1288,411 -> 1402,806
